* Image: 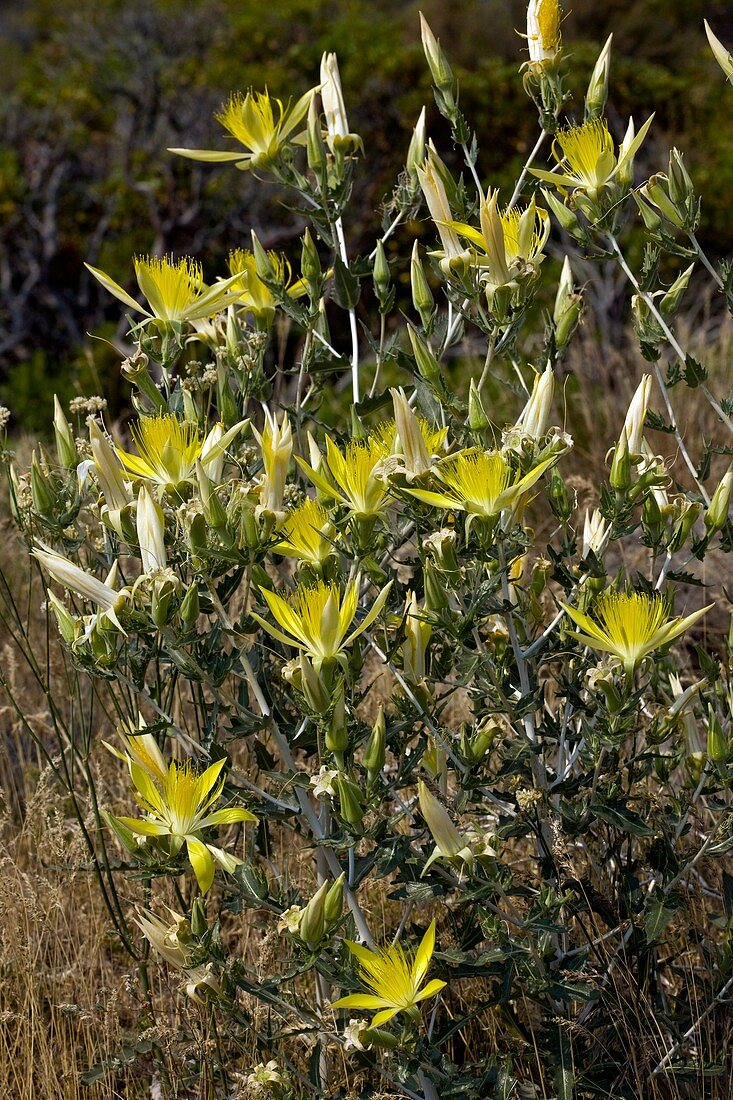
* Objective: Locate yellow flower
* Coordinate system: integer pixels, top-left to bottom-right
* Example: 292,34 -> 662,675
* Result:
135,907 -> 222,1001
252,407 -> 292,521
116,414 -> 243,495
561,591 -> 713,677
102,715 -> 169,784
169,87 -> 315,171
531,116 -> 654,202
526,0 -> 561,69
297,434 -> 392,519
445,191 -> 549,299
406,448 -> 558,528
252,576 -> 392,672
331,919 -> 446,1028
228,248 -> 307,326
85,256 -> 242,326
111,758 -> 257,894
273,498 -> 336,565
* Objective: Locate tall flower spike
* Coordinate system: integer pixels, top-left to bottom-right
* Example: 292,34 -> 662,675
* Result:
169,87 -> 315,171
331,919 -> 446,1028
561,590 -> 713,677
109,757 -> 257,894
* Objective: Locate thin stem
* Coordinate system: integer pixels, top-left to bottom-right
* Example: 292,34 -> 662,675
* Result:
607,234 -> 711,503
334,215 -> 360,404
688,231 -> 724,289
507,129 -> 548,211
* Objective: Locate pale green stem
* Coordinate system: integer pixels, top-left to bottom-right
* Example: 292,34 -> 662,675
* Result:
507,129 -> 548,211
607,234 -> 711,503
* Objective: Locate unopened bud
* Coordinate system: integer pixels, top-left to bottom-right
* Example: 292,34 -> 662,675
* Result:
660,264 -> 694,318
373,240 -> 391,309
585,34 -> 612,120
705,464 -> 733,535
364,705 -> 386,784
53,396 -> 77,469
299,881 -> 328,950
408,325 -> 442,388
610,428 -> 632,490
324,872 -> 345,926
335,775 -> 364,828
411,242 -> 434,329
419,13 -> 455,105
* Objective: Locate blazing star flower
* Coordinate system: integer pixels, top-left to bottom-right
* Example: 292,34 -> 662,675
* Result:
85,256 -> 242,327
252,577 -> 392,673
526,0 -> 562,70
417,146 -> 471,275
297,434 -> 392,519
116,414 -> 243,496
252,408 -> 293,521
406,448 -> 558,530
227,248 -> 306,327
531,116 -> 654,203
33,546 -> 128,634
102,716 -> 169,784
169,87 -> 315,171
110,757 -> 257,894
135,907 -> 222,1002
273,498 -> 336,566
561,590 -> 713,677
331,919 -> 446,1028
445,191 -> 550,301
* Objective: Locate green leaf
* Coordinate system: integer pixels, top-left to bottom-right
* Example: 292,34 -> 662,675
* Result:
332,255 -> 361,309
592,801 -> 654,836
645,898 -> 678,943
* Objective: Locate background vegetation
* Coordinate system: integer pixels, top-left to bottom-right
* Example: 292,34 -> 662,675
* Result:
2,0 -> 733,427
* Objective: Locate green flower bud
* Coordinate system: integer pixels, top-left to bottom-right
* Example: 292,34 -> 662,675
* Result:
324,872 -> 345,926
585,34 -> 613,120
660,264 -> 694,318
299,881 -> 328,950
408,325 -> 443,388
301,228 -> 321,293
468,378 -> 490,432
410,242 -> 434,329
704,464 -> 733,535
707,709 -> 729,765
179,582 -> 200,630
31,452 -> 56,515
53,395 -> 77,469
335,775 -> 364,828
190,897 -> 208,937
373,240 -> 392,311
549,466 -> 572,521
364,705 -> 386,784
610,428 -> 632,491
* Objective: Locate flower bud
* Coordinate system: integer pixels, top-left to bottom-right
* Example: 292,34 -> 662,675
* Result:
299,881 -> 328,950
373,240 -> 391,310
306,92 -> 327,177
335,775 -> 364,828
301,227 -> 321,294
549,466 -> 572,522
541,188 -> 585,241
136,485 -> 167,574
660,264 -> 694,318
408,325 -> 443,389
53,395 -> 77,469
419,13 -> 455,106
179,582 -> 200,630
552,256 -> 583,352
705,21 -> 733,85
704,463 -> 733,535
47,591 -> 78,645
623,377 -> 652,459
190,897 -> 208,937
517,364 -> 554,442
325,676 -> 349,758
406,106 -> 427,190
610,427 -> 632,491
585,34 -> 612,120
468,378 -> 491,433
31,452 -> 56,515
324,872 -> 345,926
668,499 -> 701,554
410,241 -> 434,330
364,705 -> 386,785
582,508 -> 609,558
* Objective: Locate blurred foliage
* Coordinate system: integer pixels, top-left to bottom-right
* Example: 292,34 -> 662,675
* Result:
1,0 -> 733,428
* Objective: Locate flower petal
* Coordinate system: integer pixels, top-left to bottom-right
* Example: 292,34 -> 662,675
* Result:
186,835 -> 216,894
